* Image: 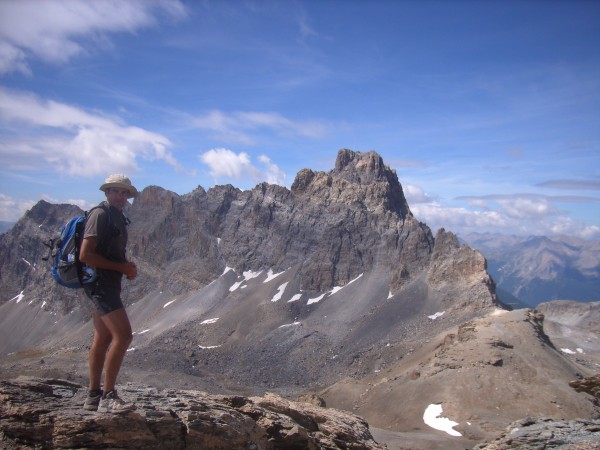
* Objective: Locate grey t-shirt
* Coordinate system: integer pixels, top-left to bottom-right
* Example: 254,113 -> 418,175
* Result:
83,201 -> 129,287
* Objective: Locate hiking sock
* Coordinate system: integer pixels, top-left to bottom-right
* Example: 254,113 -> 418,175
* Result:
89,388 -> 103,397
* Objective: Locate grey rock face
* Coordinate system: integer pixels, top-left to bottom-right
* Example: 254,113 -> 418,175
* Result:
473,416 -> 600,449
0,200 -> 88,316
537,300 -> 600,372
1,149 -> 495,312
124,149 -> 474,298
570,373 -> 600,399
0,377 -> 383,449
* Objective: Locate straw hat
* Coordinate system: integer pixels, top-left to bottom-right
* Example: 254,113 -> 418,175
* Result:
99,174 -> 138,198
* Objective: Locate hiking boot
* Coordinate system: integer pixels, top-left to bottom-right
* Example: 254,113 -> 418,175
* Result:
83,389 -> 103,411
99,390 -> 136,413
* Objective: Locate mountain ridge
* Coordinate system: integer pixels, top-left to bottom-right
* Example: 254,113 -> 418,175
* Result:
0,149 -> 597,449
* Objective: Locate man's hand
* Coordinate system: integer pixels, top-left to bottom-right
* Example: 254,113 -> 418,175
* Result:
123,261 -> 137,280
80,237 -> 138,280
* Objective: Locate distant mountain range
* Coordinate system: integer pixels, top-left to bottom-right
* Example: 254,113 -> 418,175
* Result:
460,233 -> 600,308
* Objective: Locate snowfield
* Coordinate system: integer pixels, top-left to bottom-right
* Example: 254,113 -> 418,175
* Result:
423,403 -> 462,437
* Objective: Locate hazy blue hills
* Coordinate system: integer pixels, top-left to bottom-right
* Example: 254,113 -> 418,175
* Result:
460,233 -> 600,307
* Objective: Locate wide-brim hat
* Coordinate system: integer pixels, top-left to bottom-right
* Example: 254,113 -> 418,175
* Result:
99,174 -> 138,198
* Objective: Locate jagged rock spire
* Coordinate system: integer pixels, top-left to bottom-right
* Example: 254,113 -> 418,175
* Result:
292,149 -> 412,220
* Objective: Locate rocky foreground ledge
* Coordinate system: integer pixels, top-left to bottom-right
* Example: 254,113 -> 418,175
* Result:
0,377 -> 382,449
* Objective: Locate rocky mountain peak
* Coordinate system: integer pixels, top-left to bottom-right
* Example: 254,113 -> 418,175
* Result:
134,185 -> 179,210
333,148 -> 389,183
292,149 -> 411,220
23,199 -> 82,231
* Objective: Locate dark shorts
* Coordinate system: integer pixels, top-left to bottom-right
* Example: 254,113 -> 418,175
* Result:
84,283 -> 123,316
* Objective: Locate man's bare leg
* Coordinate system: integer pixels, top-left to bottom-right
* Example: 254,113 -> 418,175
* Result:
99,308 -> 133,393
88,310 -> 112,391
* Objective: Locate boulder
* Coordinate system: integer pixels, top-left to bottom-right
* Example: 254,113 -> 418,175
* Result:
0,377 -> 384,449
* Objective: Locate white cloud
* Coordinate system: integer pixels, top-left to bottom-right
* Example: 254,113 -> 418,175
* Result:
411,201 -> 507,233
463,198 -> 490,209
258,155 -> 286,185
547,217 -> 600,240
403,184 -> 434,204
0,193 -> 36,222
191,110 -> 327,145
410,191 -> 600,239
0,41 -> 29,76
0,87 -> 186,177
496,197 -> 559,219
0,0 -> 187,75
200,148 -> 255,179
200,148 -> 286,187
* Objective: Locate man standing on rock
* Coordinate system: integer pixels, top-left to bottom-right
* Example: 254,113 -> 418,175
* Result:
79,174 -> 138,413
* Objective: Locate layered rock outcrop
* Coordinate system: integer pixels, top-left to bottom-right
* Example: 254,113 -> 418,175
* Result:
570,374 -> 600,399
0,377 -> 383,449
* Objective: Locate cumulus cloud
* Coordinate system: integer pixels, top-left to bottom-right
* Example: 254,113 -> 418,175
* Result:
0,87 -> 187,176
496,196 -> 559,219
0,0 -> 187,75
191,110 -> 328,145
548,217 -> 600,240
199,148 -> 286,186
411,201 -> 511,234
403,184 -> 435,204
410,189 -> 600,239
200,148 -> 255,179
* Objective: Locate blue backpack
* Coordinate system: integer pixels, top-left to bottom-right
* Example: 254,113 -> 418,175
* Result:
46,204 -> 112,288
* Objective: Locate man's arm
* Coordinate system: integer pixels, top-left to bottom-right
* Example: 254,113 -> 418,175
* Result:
80,236 -> 137,280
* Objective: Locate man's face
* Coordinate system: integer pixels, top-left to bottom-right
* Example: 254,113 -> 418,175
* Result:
105,187 -> 130,210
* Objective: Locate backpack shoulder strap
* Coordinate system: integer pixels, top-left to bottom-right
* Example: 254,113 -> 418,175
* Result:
85,202 -> 114,254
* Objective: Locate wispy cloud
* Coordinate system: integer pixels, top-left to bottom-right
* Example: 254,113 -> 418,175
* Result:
199,148 -> 285,186
191,110 -> 328,145
0,0 -> 188,75
0,87 -> 187,176
459,193 -> 600,207
258,155 -> 286,185
535,179 -> 600,191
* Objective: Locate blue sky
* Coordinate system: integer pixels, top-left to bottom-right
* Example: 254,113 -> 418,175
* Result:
0,0 -> 599,239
